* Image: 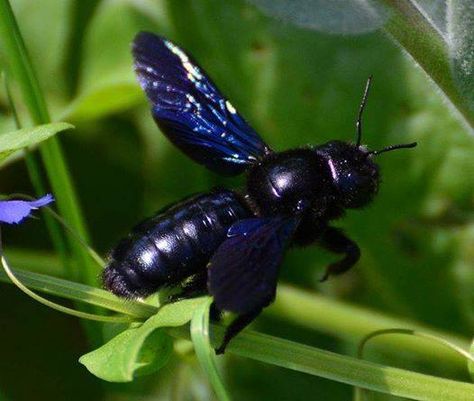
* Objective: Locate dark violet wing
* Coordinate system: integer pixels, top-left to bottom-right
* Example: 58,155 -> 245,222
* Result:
132,31 -> 270,175
208,217 -> 298,314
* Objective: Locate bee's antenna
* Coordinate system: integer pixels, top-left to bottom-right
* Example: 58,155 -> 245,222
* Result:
370,142 -> 417,156
355,76 -> 372,147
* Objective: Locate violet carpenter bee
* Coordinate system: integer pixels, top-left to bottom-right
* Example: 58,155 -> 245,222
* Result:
103,31 -> 416,354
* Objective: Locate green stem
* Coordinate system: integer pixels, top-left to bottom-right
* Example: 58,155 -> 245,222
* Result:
0,0 -> 97,285
269,285 -> 470,367
0,0 -> 101,345
1,254 -> 131,324
0,267 -> 472,399
170,324 -> 474,401
3,70 -> 70,274
354,328 -> 474,401
0,265 -> 470,368
0,267 -> 157,319
381,0 -> 474,130
190,297 -> 231,401
357,328 -> 474,363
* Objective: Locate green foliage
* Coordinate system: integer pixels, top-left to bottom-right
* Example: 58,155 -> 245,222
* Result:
0,0 -> 473,400
447,0 -> 474,110
80,298 -> 206,382
80,326 -> 172,382
191,297 -> 232,401
0,122 -> 72,164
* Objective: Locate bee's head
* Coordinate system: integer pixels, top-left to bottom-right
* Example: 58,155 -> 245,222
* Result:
317,77 -> 416,209
318,139 -> 416,209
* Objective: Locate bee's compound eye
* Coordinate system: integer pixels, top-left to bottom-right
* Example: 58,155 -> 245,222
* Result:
337,171 -> 376,209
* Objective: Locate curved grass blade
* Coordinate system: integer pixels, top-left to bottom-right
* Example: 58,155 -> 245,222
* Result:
354,328 -> 474,400
0,265 -> 472,399
1,252 -> 131,323
190,297 -> 232,401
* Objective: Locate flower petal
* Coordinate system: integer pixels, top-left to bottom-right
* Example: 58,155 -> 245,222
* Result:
0,194 -> 54,224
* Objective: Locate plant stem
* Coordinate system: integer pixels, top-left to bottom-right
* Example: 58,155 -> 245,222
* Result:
381,0 -> 474,130
0,0 -> 103,346
354,328 -> 474,400
0,267 -> 157,319
0,0 -> 97,286
3,72 -> 71,267
0,265 -> 471,400
0,266 -> 470,370
269,285 -> 470,367
169,324 -> 474,401
191,297 -> 231,401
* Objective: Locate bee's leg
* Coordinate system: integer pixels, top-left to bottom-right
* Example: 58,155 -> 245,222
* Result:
168,271 -> 208,302
209,302 -> 222,322
318,226 -> 360,282
215,308 -> 262,355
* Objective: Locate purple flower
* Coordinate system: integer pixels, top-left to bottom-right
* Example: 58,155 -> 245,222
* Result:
0,194 -> 54,224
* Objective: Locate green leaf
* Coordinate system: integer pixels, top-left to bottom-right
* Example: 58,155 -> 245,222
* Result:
61,82 -> 142,121
0,122 -> 73,164
67,0 -> 157,122
79,323 -> 172,382
144,296 -> 209,327
79,298 -> 207,382
247,0 -> 389,34
447,0 -> 474,110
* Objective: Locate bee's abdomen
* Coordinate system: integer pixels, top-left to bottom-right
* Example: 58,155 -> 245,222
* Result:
103,190 -> 251,298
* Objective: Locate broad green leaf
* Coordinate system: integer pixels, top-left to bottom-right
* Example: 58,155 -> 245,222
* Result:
447,0 -> 474,110
69,0 -> 157,122
61,82 -> 142,121
79,298 -> 207,382
247,0 -> 389,34
145,297 -> 208,327
79,323 -> 172,382
0,122 -> 73,164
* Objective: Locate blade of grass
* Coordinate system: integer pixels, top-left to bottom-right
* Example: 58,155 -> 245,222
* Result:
0,267 -> 473,399
0,267 -> 157,319
190,297 -> 232,401
2,72 -> 70,274
171,323 -> 474,401
269,285 -> 470,367
0,0 -> 100,344
0,0 -> 98,286
354,328 -> 474,401
0,264 -> 469,367
0,254 -> 131,323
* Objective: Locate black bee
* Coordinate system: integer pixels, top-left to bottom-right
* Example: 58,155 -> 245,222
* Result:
103,32 -> 416,354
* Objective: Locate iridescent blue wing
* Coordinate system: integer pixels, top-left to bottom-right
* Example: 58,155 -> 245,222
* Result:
208,217 -> 298,314
132,32 -> 271,175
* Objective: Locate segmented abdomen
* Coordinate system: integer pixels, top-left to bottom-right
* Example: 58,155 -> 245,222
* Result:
103,189 -> 251,298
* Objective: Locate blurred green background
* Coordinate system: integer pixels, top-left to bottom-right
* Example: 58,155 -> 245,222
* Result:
0,0 -> 473,400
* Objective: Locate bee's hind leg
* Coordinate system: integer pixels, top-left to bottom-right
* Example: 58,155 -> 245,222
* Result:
214,308 -> 262,355
168,271 -> 208,302
318,226 -> 360,282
